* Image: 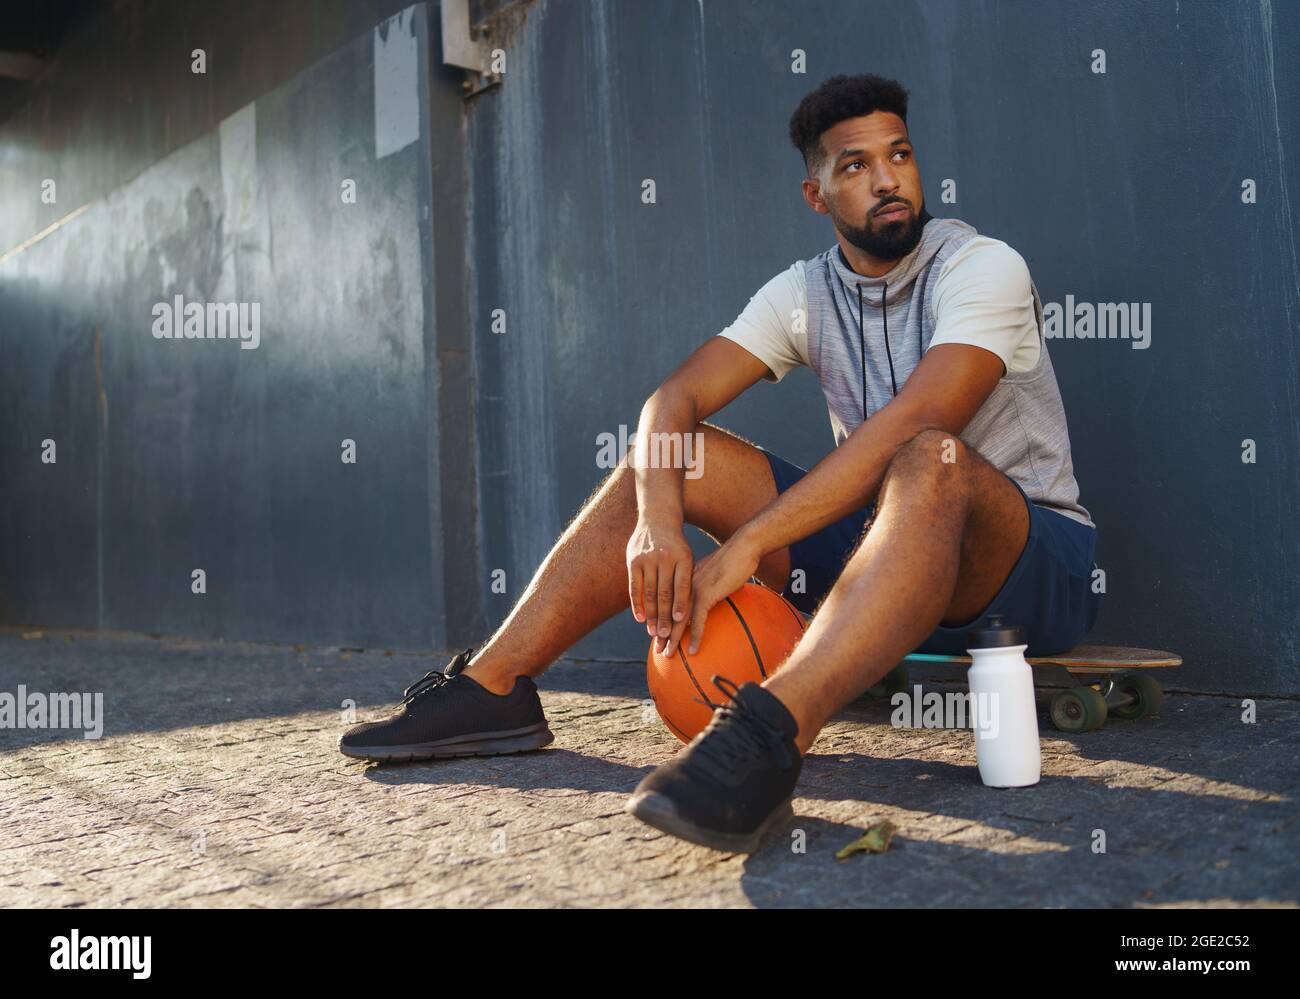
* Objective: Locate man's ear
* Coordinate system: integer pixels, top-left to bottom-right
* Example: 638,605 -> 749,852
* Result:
802,176 -> 830,216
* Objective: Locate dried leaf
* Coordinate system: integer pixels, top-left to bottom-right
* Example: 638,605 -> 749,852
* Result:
836,820 -> 897,860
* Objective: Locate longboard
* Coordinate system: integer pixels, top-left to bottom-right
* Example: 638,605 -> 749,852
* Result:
867,645 -> 1181,733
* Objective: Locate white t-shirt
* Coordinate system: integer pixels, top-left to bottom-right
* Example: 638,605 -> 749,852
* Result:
717,236 -> 1041,381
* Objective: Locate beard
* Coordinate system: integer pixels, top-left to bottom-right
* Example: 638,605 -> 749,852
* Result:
834,198 -> 926,260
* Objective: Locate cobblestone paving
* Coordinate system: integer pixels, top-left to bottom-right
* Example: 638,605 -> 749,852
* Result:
1,628 -> 1296,908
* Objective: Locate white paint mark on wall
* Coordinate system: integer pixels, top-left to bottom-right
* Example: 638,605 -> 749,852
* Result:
374,5 -> 420,159
218,101 -> 268,298
219,103 -> 258,233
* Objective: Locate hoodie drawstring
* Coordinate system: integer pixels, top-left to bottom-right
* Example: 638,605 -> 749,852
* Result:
857,285 -> 866,422
880,283 -> 898,397
858,281 -> 899,424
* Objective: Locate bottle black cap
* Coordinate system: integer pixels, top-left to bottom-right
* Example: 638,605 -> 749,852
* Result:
967,614 -> 1027,649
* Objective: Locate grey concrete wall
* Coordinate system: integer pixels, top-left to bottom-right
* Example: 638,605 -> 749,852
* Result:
0,2 -> 465,649
466,0 -> 1299,693
0,0 -> 428,253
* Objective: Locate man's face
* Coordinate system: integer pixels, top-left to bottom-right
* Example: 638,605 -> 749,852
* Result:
804,111 -> 925,262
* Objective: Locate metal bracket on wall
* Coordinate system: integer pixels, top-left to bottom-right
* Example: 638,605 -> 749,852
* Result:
441,0 -> 501,97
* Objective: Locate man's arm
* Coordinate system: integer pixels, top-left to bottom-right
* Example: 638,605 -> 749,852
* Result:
729,238 -> 1037,563
734,343 -> 1005,556
628,337 -> 773,650
685,342 -> 1006,651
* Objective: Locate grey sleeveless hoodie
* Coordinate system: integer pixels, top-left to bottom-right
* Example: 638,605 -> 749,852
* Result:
805,215 -> 1093,527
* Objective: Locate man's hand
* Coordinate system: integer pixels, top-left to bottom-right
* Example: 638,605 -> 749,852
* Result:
627,518 -> 694,656
686,535 -> 762,655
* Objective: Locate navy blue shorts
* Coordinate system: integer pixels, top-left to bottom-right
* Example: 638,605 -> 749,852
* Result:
761,450 -> 1102,656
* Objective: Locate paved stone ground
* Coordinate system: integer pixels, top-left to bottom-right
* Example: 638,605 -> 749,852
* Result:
1,626 -> 1297,908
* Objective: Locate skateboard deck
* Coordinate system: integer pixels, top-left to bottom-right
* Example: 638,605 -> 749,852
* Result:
904,644 -> 1181,673
870,645 -> 1181,733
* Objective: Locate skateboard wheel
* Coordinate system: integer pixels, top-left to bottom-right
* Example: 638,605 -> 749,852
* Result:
1050,686 -> 1108,732
1112,672 -> 1163,719
882,664 -> 909,696
865,663 -> 909,699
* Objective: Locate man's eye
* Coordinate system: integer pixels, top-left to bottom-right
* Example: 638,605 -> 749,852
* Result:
894,150 -> 910,161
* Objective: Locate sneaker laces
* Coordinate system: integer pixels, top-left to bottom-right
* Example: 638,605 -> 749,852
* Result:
401,648 -> 474,706
689,676 -> 792,778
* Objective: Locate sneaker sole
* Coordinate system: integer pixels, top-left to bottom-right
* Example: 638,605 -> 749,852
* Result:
338,723 -> 554,762
624,790 -> 795,854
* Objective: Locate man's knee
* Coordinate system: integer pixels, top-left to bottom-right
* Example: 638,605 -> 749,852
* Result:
884,428 -> 971,485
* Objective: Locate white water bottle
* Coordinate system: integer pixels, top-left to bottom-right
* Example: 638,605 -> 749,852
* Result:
966,615 -> 1041,788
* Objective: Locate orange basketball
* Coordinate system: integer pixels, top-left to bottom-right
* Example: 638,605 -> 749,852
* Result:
647,582 -> 807,743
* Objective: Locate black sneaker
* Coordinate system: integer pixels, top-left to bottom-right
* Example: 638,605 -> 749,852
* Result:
625,676 -> 801,853
338,648 -> 554,762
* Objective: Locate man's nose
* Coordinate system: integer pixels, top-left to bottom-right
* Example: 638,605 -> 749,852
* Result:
871,169 -> 900,197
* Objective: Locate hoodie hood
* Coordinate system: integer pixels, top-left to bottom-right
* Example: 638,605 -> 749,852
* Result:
829,213 -> 978,307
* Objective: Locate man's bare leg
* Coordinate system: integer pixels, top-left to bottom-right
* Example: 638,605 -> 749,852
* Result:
461,423 -> 792,694
763,428 -> 1030,754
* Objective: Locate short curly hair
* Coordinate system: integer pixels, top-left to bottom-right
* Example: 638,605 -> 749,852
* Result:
788,74 -> 910,176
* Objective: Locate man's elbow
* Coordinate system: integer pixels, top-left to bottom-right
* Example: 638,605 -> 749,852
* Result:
643,381 -> 697,419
